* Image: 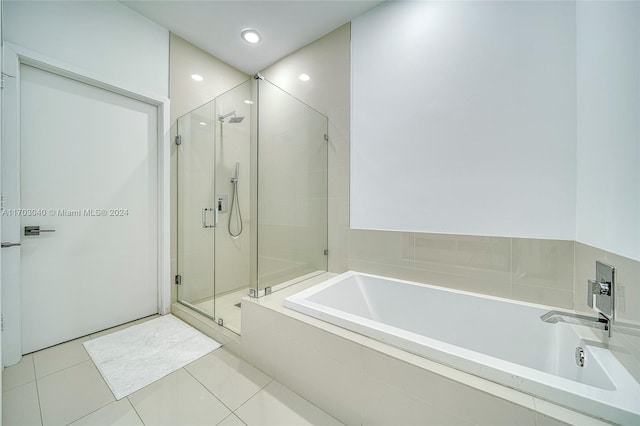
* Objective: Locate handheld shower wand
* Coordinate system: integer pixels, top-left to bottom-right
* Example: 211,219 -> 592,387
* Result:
228,162 -> 243,237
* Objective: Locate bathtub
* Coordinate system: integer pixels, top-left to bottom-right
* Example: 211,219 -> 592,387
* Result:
284,271 -> 640,424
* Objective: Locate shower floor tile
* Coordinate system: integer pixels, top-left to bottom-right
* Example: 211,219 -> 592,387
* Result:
2,314 -> 342,426
192,286 -> 248,334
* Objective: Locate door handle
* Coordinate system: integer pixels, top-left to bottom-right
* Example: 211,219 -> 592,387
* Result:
24,226 -> 56,236
1,242 -> 21,248
202,208 -> 215,228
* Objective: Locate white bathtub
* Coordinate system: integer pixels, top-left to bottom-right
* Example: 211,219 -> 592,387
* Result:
284,271 -> 640,424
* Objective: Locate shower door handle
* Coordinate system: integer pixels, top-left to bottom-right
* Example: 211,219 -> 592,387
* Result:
24,226 -> 56,236
202,208 -> 215,228
214,204 -> 219,228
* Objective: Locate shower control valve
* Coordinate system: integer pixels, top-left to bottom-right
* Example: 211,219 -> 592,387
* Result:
587,261 -> 615,321
216,195 -> 228,213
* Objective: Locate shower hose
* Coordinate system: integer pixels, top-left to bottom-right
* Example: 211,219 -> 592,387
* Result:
228,177 -> 243,237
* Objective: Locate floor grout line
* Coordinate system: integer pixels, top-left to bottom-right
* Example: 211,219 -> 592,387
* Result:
182,366 -> 235,415
34,374 -> 44,426
127,396 -> 147,425
34,358 -> 93,382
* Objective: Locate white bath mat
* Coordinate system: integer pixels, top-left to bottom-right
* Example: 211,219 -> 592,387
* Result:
83,314 -> 221,400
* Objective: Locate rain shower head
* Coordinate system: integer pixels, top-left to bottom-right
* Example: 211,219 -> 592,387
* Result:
218,110 -> 244,123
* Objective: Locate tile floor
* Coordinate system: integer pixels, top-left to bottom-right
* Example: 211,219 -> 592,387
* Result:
2,315 -> 343,426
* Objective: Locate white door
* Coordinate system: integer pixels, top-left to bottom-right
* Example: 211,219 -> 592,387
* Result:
20,65 -> 158,353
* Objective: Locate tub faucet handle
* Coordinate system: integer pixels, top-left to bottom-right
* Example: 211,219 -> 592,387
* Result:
587,261 -> 615,321
587,280 -> 610,308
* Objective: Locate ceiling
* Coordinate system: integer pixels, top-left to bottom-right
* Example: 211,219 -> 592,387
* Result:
121,1 -> 384,75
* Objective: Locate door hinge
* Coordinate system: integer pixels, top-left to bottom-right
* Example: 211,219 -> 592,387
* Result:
175,135 -> 182,145
324,133 -> 329,142
1,314 -> 4,331
1,74 -> 6,90
324,249 -> 329,256
175,274 -> 182,285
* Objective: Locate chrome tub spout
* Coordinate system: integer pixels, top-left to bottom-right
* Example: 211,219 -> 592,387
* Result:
541,310 -> 610,334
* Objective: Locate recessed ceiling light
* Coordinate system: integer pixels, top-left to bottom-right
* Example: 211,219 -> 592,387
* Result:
191,74 -> 203,82
299,73 -> 311,82
199,122 -> 207,126
241,28 -> 261,44
244,100 -> 254,105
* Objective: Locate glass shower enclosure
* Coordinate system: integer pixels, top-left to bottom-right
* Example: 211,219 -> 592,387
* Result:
176,77 -> 328,335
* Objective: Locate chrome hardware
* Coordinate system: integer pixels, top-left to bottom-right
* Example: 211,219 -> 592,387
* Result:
217,195 -> 228,213
175,135 -> 182,145
541,310 -> 610,336
264,286 -> 272,295
575,347 -> 585,367
248,288 -> 257,298
24,226 -> 55,236
174,275 -> 182,286
202,208 -> 215,228
217,318 -> 224,326
1,242 -> 20,248
588,261 -> 615,320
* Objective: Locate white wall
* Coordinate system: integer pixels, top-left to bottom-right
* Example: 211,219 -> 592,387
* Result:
4,0 -> 169,99
576,1 -> 640,261
2,0 -> 170,363
351,1 -> 577,239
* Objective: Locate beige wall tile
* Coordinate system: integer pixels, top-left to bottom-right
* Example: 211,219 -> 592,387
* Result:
349,260 -> 415,282
362,347 -> 537,426
328,225 -> 349,273
260,24 -> 350,119
511,283 -> 574,309
512,238 -> 574,292
271,316 -> 362,425
261,24 -> 350,277
413,232 -> 511,297
349,229 -> 414,268
362,374 -> 473,426
169,34 -> 248,124
535,413 -> 571,426
239,302 -> 278,376
414,268 -> 512,299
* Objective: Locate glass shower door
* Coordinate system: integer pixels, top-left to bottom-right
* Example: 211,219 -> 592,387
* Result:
176,100 -> 217,320
257,79 -> 328,294
211,80 -> 252,333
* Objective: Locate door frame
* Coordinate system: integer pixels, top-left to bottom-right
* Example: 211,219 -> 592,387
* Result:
1,43 -> 171,365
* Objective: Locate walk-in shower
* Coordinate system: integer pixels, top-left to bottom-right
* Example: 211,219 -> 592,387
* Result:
175,77 -> 328,334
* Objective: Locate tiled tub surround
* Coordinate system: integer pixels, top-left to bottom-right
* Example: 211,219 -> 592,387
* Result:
346,229 -> 640,384
284,272 -> 639,424
238,274 -> 612,426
